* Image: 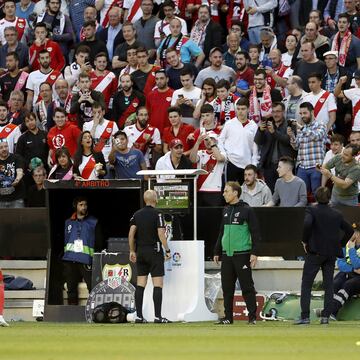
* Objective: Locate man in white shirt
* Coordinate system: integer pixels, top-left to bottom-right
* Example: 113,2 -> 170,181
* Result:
218,97 -> 259,185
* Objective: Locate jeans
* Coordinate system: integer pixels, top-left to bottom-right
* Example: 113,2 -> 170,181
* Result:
297,166 -> 321,196
247,26 -> 262,45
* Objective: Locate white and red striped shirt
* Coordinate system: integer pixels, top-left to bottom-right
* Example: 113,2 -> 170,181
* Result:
78,154 -> 98,180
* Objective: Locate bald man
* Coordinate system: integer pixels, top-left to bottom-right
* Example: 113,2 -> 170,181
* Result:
128,190 -> 172,323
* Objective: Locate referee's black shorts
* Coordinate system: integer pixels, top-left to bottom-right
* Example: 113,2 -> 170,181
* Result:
136,250 -> 164,277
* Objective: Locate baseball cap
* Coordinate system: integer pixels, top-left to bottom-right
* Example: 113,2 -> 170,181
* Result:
323,50 -> 338,59
354,69 -> 360,80
169,138 -> 183,149
209,47 -> 223,56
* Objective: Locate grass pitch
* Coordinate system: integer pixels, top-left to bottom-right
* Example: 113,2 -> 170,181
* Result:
1,321 -> 360,360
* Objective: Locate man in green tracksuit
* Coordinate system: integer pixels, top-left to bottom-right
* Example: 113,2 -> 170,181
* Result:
214,181 -> 261,325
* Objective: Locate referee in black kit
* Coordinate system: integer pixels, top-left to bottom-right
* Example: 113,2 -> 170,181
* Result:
128,190 -> 172,323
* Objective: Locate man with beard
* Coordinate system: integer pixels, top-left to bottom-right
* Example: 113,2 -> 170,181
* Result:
240,164 -> 272,207
54,79 -> 75,122
34,0 -> 74,60
165,48 -> 198,90
70,72 -> 105,128
0,100 -> 21,153
131,47 -> 160,97
0,52 -> 28,102
112,73 -> 146,128
146,69 -> 174,135
27,49 -> 64,111
29,22 -> 65,72
194,47 -> 236,88
288,102 -> 327,197
234,51 -> 254,98
89,52 -> 117,112
123,106 -> 161,168
248,69 -> 282,123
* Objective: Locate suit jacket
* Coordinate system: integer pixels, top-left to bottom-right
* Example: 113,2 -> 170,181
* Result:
299,0 -> 329,26
203,20 -> 223,59
97,26 -> 124,55
302,204 -> 354,258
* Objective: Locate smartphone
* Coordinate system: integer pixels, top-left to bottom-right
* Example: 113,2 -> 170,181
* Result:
178,94 -> 184,99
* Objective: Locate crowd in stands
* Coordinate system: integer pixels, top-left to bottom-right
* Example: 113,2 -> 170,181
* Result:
0,0 -> 360,208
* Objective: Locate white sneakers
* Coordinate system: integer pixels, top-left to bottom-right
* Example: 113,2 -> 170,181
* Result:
0,315 -> 9,327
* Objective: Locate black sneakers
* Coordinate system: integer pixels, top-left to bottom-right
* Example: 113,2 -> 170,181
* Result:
294,318 -> 310,325
154,317 -> 172,323
320,317 -> 329,325
134,317 -> 148,323
215,318 -> 233,325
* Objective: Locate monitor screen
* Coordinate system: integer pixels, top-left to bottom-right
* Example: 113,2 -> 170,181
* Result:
153,183 -> 190,212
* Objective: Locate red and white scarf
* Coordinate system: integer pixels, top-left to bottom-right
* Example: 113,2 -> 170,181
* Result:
213,94 -> 238,124
331,29 -> 352,67
249,84 -> 272,123
190,19 -> 208,47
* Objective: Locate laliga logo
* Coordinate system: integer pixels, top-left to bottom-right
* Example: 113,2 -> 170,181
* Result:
172,252 -> 182,267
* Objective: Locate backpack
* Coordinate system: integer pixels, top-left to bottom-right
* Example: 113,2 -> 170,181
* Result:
92,302 -> 129,323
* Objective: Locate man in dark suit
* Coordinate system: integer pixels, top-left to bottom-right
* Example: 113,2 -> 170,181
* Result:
295,187 -> 354,325
190,4 -> 222,62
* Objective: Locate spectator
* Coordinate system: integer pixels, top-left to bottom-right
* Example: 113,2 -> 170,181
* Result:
146,69 -> 174,136
34,82 -> 55,131
26,49 -> 63,110
47,107 -> 81,167
240,164 -> 272,207
95,1 -> 122,28
119,45 -> 139,77
97,6 -> 123,61
266,156 -> 307,207
344,0 -> 360,37
155,138 -> 193,176
330,13 -> 360,74
224,32 -> 241,71
193,78 -> 217,120
162,106 -> 194,154
112,22 -> 143,73
334,72 -> 360,132
108,130 -> 147,179
16,0 -> 35,21
248,68 -> 282,123
259,27 -> 277,62
16,112 -> 48,184
133,0 -> 159,60
0,26 -> 29,72
153,0 -> 187,47
64,45 -> 92,92
255,102 -> 297,192
34,0 -> 74,61
299,22 -> 330,61
248,43 -> 261,71
227,20 -> 250,52
234,51 -> 254,97
171,68 -> 201,127
322,134 -> 345,176
89,52 -> 117,111
131,47 -> 160,96
7,90 -> 27,130
78,5 -> 99,41
324,0 -> 348,31
73,131 -> 107,180
293,41 -> 327,93
83,102 -> 119,168
54,79 -> 73,119
112,73 -> 146,128
194,47 -> 236,88
123,106 -> 162,168
70,72 -> 105,128
303,72 -> 337,131
189,131 -> 226,206
213,79 -> 239,125
27,166 -> 46,207
0,52 -> 28,102
69,1 -> 96,41
320,144 -> 360,206
0,0 -> 28,45
0,138 -> 25,208
244,0 -> 278,45
218,97 -> 258,185
288,102 -> 327,196
189,4 -> 222,61
165,48 -> 198,90
281,34 -> 298,67
75,20 -> 108,66
157,18 -> 205,68
299,0 -> 328,27
283,75 -> 308,123
322,51 -> 353,137
0,100 -> 21,153
34,0 -> 69,16
48,146 -> 73,179
29,22 -> 65,73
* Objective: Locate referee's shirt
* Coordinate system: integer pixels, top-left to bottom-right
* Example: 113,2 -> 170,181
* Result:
130,206 -> 166,252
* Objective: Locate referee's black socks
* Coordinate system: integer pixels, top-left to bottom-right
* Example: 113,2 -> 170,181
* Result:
135,286 -> 145,318
153,287 -> 162,319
